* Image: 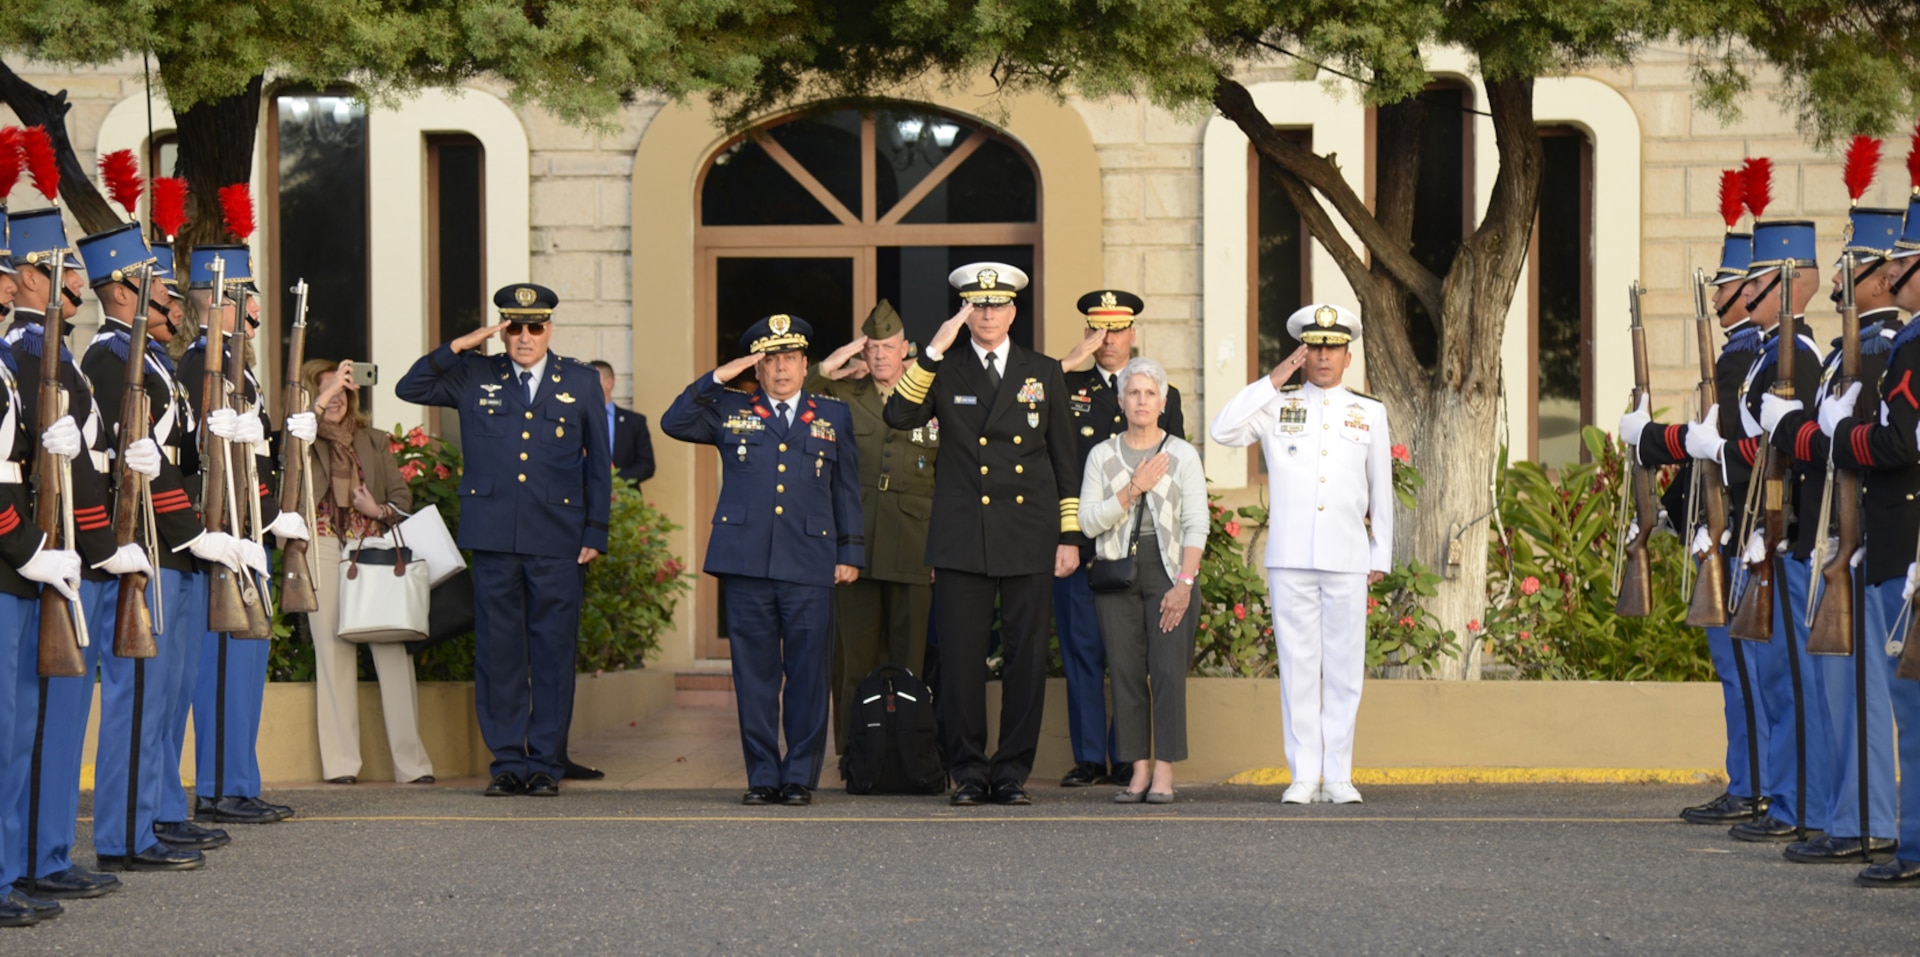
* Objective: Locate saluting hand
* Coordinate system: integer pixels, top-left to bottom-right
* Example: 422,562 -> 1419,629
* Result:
452,321 -> 507,355
714,352 -> 761,383
1061,327 -> 1104,372
1269,344 -> 1309,388
819,336 -> 868,377
928,303 -> 974,358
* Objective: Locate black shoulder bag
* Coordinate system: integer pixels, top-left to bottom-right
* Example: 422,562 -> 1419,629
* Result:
1087,436 -> 1168,594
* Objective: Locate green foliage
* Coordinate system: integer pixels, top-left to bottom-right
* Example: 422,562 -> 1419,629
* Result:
1483,428 -> 1712,681
1364,560 -> 1458,675
578,478 -> 690,673
1192,496 -> 1277,677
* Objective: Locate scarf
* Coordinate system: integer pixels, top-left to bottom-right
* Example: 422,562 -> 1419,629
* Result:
316,416 -> 360,510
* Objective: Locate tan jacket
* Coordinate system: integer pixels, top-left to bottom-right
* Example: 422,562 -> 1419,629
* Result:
305,425 -> 412,536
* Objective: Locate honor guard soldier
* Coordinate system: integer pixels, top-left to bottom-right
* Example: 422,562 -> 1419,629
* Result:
397,283 -> 611,799
1051,288 -> 1185,787
1210,304 -> 1391,806
884,262 -> 1083,807
1685,205 -> 1832,844
806,301 -> 937,764
664,313 -> 862,805
1619,168 -> 1770,825
1759,184 -> 1904,864
182,238 -> 307,826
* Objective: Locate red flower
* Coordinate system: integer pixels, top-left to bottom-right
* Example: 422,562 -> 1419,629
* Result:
1467,619 -> 1482,633
399,461 -> 422,480
1398,616 -> 1415,628
1262,627 -> 1273,636
1367,597 -> 1380,613
1233,603 -> 1247,620
434,464 -> 451,480
389,440 -> 404,454
407,429 -> 430,448
1519,630 -> 1532,641
1224,519 -> 1241,537
1390,444 -> 1411,464
1520,576 -> 1541,596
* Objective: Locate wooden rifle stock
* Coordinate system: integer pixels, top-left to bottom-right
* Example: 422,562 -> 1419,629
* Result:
111,267 -> 158,659
1730,264 -> 1800,642
33,253 -> 86,678
1687,269 -> 1730,627
199,266 -> 249,634
1616,282 -> 1655,618
1809,254 -> 1864,655
229,331 -> 271,638
277,280 -> 317,614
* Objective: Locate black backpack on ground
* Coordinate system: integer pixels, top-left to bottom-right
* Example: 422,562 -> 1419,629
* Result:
843,664 -> 946,795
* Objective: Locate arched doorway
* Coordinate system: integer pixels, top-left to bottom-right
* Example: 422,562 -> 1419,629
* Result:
692,103 -> 1044,657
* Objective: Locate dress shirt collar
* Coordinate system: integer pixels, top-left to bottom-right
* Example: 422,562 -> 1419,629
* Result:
970,336 -> 1011,371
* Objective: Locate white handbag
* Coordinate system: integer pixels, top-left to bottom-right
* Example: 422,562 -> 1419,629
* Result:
337,529 -> 431,644
396,504 -> 466,587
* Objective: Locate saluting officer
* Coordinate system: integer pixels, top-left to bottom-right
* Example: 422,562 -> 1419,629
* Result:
1051,288 -> 1185,788
884,262 -> 1082,807
807,301 -> 937,764
396,283 -> 611,799
664,313 -> 862,805
1209,304 -> 1391,806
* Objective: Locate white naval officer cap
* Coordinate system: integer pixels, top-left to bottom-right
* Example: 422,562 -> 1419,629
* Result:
1285,303 -> 1361,346
949,262 -> 1029,305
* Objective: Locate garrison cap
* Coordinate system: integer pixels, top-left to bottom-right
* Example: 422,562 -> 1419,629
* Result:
1077,289 -> 1144,330
949,262 -> 1027,305
861,299 -> 904,339
493,282 -> 558,318
1286,303 -> 1361,347
741,313 -> 811,355
76,221 -> 158,287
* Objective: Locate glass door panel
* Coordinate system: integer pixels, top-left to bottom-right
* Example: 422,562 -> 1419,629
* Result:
876,245 -> 1035,350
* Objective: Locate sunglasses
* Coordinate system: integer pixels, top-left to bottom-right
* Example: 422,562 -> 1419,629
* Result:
505,321 -> 549,337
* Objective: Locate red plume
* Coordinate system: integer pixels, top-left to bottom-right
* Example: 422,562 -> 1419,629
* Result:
151,177 -> 189,239
1907,120 -> 1920,193
1843,135 -> 1881,204
1741,157 -> 1773,218
0,127 -> 21,200
1718,169 -> 1745,229
217,183 -> 254,241
21,126 -> 58,202
99,148 -> 143,216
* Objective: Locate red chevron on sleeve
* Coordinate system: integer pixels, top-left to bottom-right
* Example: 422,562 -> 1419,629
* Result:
1736,436 -> 1760,466
1852,423 -> 1875,467
1888,370 -> 1918,410
74,505 -> 110,532
1665,424 -> 1686,460
0,506 -> 18,537
152,488 -> 193,514
1795,421 -> 1818,462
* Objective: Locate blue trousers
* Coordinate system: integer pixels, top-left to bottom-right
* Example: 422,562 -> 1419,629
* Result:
1052,568 -> 1113,765
471,550 -> 583,781
1705,621 -> 1768,800
1751,555 -> 1832,830
0,592 -> 35,886
94,571 -> 192,857
8,580 -> 107,881
193,610 -> 269,799
1878,583 -> 1920,851
722,575 -> 831,790
156,568 -> 204,822
1808,576 -> 1899,840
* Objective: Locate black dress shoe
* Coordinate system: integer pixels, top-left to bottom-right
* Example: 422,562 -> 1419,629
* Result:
524,773 -> 560,797
19,867 -> 122,899
990,783 -> 1032,806
326,775 -> 357,785
0,890 -> 50,926
1103,765 -> 1137,786
1856,856 -> 1920,887
1785,836 -> 1898,863
741,786 -> 780,806
13,889 -> 62,919
780,783 -> 812,806
1680,792 -> 1768,824
97,842 -> 206,872
195,796 -> 279,824
484,773 -> 525,797
1059,762 -> 1105,788
245,797 -> 295,820
950,782 -> 987,807
156,820 -> 230,850
409,775 -> 436,785
561,760 -> 605,781
1731,815 -> 1808,843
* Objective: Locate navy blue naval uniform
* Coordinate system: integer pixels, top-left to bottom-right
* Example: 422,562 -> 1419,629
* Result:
661,316 -> 863,794
396,294 -> 611,786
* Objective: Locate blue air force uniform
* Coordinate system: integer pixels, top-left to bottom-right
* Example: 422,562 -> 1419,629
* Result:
661,313 -> 863,800
396,283 -> 611,792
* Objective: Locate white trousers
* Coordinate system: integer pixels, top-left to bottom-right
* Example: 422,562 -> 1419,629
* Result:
312,533 -> 434,781
1266,568 -> 1368,787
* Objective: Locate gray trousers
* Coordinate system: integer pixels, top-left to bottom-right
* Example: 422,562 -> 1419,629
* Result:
1093,543 -> 1197,762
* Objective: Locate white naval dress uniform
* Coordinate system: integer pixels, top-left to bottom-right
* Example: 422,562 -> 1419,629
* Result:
1210,377 -> 1393,788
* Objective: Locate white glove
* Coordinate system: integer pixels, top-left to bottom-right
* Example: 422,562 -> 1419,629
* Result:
1818,382 -> 1860,437
267,510 -> 309,543
1617,395 -> 1650,446
1691,526 -> 1713,558
18,546 -> 81,602
1628,520 -> 1642,543
186,531 -> 244,571
1759,393 -> 1802,435
124,437 -> 163,479
1903,562 -> 1920,603
1743,531 -> 1767,565
1685,406 -> 1725,463
285,411 -> 317,443
92,543 -> 154,577
206,407 -> 239,439
233,412 -> 265,446
40,415 -> 82,459
237,539 -> 269,579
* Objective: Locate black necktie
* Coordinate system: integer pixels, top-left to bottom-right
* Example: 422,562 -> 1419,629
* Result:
773,401 -> 790,436
1106,372 -> 1116,392
983,352 -> 1002,393
519,370 -> 534,402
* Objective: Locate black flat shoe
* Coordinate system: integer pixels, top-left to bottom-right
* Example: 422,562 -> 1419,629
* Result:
1059,762 -> 1105,788
950,783 -> 987,807
1731,815 -> 1809,843
326,775 -> 357,785
18,867 -> 121,899
562,760 -> 605,781
990,783 -> 1031,806
195,796 -> 280,824
409,775 -> 436,785
1681,792 -> 1768,824
780,783 -> 812,806
1785,836 -> 1898,863
742,786 -> 780,806
483,773 -> 524,797
1856,856 -> 1920,887
97,843 -> 205,872
524,773 -> 560,797
156,820 -> 230,850
0,890 -> 52,925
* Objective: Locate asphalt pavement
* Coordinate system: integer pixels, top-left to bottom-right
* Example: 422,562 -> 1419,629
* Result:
11,784 -> 1917,955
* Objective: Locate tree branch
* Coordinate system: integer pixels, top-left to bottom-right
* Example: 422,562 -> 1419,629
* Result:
0,57 -> 121,235
1458,77 -> 1542,383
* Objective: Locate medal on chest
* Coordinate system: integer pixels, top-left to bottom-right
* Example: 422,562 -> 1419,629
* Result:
1343,405 -> 1370,431
1016,378 -> 1045,404
1278,398 -> 1307,435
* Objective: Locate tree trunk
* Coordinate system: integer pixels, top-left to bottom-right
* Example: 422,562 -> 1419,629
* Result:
0,58 -> 123,235
162,69 -> 263,248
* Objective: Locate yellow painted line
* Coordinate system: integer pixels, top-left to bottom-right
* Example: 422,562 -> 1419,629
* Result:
1224,767 -> 1729,786
287,814 -> 1678,825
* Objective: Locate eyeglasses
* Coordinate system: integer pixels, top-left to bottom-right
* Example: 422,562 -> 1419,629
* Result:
505,321 -> 549,337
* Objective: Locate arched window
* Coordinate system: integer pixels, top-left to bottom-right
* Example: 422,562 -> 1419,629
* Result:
695,105 -> 1043,374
